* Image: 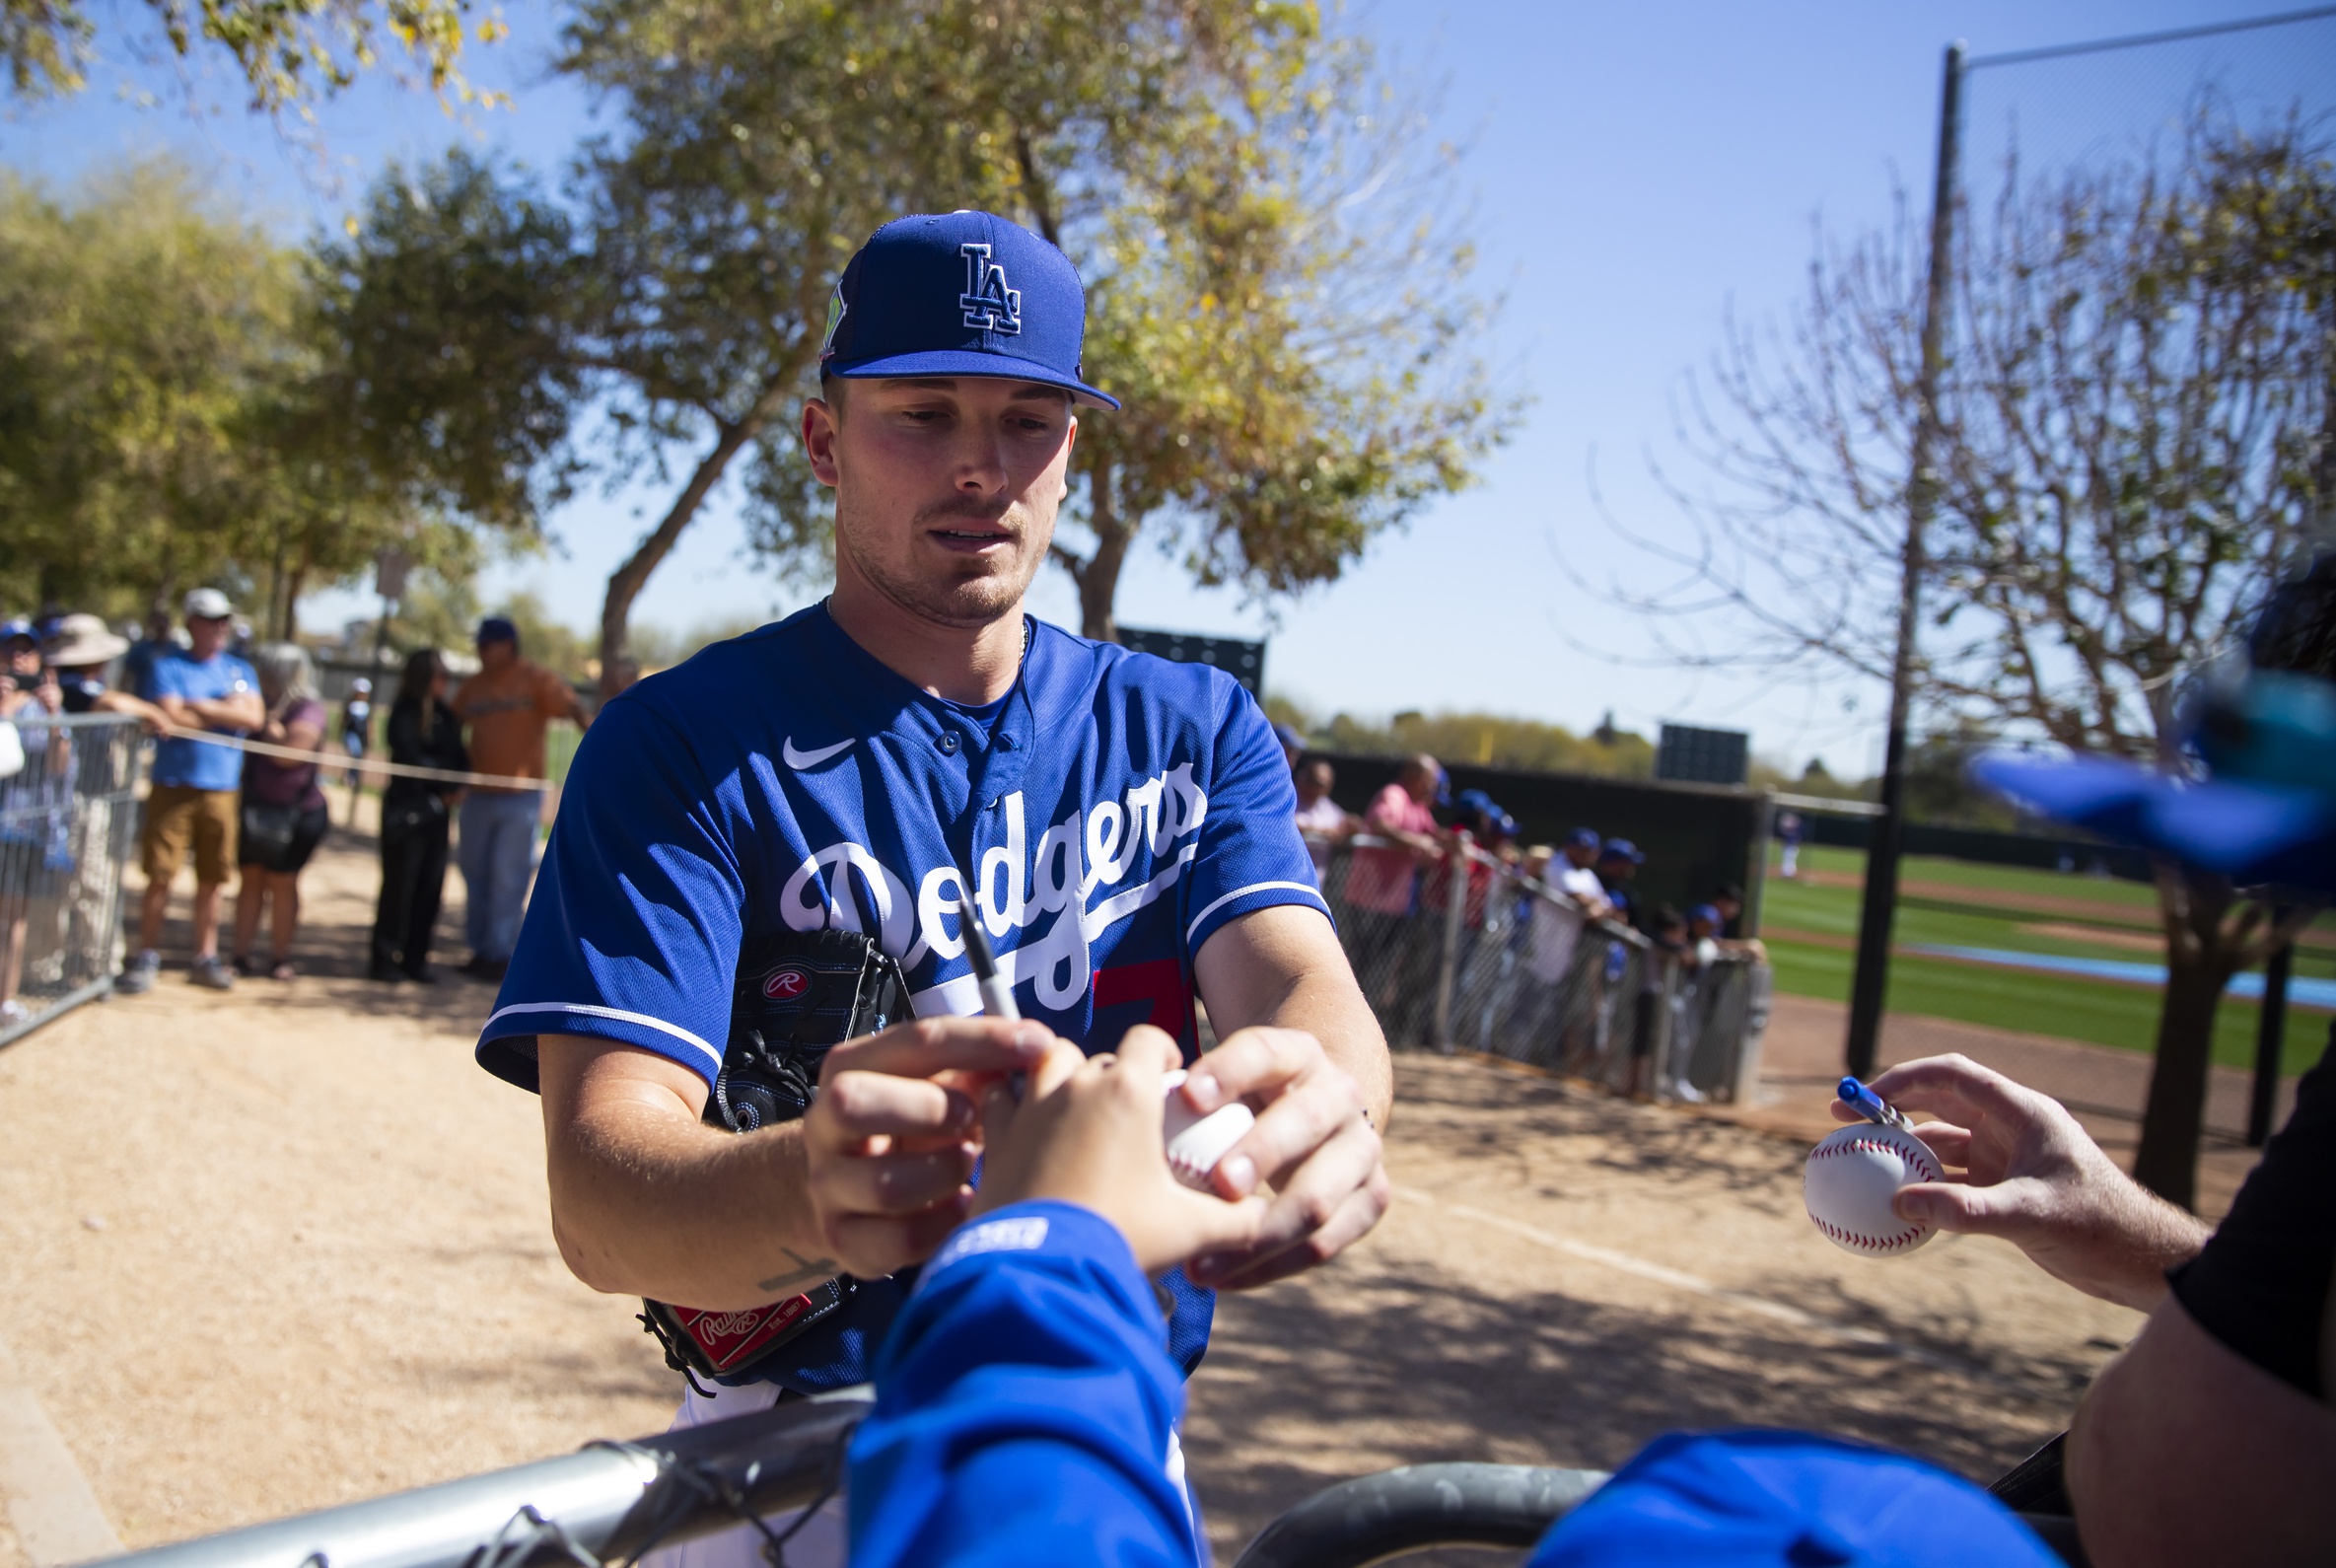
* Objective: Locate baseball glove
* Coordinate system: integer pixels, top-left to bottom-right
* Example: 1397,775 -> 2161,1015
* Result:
640,926 -> 910,1387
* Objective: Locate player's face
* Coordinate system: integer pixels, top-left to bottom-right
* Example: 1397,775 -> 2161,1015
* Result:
807,377 -> 1077,629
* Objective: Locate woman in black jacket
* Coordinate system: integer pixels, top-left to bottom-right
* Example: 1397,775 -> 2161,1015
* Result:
370,648 -> 469,982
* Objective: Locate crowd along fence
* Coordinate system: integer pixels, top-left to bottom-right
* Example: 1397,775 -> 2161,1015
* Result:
0,712 -> 147,1049
1308,833 -> 1773,1105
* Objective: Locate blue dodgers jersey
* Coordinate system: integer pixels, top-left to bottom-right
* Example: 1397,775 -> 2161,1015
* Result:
476,604 -> 1327,1388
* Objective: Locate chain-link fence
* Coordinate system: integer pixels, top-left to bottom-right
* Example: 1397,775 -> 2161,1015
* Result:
0,713 -> 147,1047
1310,834 -> 1772,1105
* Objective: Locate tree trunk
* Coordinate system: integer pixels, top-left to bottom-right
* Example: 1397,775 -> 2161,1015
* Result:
1074,453 -> 1134,642
598,382 -> 795,698
283,558 -> 308,642
2131,865 -> 2239,1209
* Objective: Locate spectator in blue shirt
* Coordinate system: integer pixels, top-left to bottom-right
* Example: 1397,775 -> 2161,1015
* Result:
118,588 -> 262,994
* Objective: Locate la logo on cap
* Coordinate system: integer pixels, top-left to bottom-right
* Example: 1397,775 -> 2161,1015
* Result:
957,244 -> 1022,335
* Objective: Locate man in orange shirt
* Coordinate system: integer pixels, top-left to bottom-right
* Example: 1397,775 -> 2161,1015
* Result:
451,617 -> 591,980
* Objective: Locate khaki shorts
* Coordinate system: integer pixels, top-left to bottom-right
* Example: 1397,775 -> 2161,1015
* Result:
142,785 -> 239,886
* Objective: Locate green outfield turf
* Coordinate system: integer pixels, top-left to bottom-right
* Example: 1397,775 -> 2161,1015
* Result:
1759,843 -> 2332,1075
1785,841 -> 2168,914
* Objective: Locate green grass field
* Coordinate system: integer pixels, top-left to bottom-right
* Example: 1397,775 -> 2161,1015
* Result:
1760,844 -> 2331,1074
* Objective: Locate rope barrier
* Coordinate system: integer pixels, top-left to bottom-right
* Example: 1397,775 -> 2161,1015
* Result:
155,723 -> 555,793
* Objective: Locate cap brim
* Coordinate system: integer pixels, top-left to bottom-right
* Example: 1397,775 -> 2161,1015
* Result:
1972,752 -> 2336,895
829,349 -> 1119,410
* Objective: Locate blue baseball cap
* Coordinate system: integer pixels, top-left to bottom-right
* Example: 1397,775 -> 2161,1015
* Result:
1273,721 -> 1308,754
1974,555 -> 2336,896
1567,826 -> 1602,851
476,616 -> 519,645
0,617 -> 35,645
1599,837 -> 1644,864
1537,1430 -> 2059,1566
1690,902 -> 1723,928
820,211 -> 1119,410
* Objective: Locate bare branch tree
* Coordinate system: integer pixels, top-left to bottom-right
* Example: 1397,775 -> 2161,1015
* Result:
1584,107 -> 2333,1206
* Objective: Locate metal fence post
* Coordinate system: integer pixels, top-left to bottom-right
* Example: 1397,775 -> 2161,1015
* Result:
1432,835 -> 1470,1053
1649,951 -> 1679,1096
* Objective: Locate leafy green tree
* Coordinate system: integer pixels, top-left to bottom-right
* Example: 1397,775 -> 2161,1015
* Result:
4,0 -> 499,112
328,0 -> 1508,695
0,160 -> 432,627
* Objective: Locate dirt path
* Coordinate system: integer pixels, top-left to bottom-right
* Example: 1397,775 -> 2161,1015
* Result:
1185,1056 -> 2140,1560
2,834 -> 2158,1566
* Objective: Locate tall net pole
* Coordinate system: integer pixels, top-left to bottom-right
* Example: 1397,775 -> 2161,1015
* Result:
1843,42 -> 1963,1081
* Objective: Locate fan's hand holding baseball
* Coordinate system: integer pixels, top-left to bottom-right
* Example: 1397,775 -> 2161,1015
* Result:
1168,1026 -> 1390,1291
973,1027 -> 1267,1275
801,1017 -> 1054,1279
1834,1054 -> 2211,1311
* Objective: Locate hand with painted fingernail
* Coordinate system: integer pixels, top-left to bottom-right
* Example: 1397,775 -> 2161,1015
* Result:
971,1026 -> 1268,1274
801,1015 -> 1057,1280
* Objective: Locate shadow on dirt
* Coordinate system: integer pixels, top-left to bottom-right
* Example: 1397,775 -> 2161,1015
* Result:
1187,1259 -> 2072,1562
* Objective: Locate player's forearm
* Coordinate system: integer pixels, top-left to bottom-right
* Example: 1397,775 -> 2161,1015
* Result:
1210,960 -> 1391,1131
541,1066 -> 835,1310
1263,968 -> 1393,1130
1195,906 -> 1393,1129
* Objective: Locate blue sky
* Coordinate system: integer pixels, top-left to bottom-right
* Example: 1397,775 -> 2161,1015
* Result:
5,0 -> 2319,773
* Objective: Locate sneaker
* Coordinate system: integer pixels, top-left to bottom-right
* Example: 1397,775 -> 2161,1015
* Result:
1670,1082 -> 1707,1105
189,956 -> 237,991
116,951 -> 162,995
0,999 -> 30,1027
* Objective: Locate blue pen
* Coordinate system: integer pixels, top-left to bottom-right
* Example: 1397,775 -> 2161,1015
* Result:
1838,1076 -> 1910,1131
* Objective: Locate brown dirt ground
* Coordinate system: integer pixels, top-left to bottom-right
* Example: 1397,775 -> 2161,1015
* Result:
0,831 -> 2181,1566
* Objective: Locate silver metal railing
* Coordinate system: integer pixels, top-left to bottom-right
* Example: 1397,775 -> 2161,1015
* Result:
1310,833 -> 1772,1104
85,1389 -> 872,1568
1,712 -> 147,1049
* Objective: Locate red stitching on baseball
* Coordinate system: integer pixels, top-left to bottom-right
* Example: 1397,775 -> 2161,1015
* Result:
1812,1133 -> 1941,1184
1810,1130 -> 1937,1250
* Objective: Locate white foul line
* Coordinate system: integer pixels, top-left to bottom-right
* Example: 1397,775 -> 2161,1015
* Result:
1414,1192 -> 2019,1388
0,1331 -> 122,1567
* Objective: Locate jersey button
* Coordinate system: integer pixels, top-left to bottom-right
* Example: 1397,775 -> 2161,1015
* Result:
936,731 -> 961,755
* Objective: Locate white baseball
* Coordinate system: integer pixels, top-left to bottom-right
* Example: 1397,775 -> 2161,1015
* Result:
1161,1070 -> 1255,1191
1804,1123 -> 1943,1256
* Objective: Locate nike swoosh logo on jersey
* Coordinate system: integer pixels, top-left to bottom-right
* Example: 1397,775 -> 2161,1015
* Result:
782,737 -> 856,769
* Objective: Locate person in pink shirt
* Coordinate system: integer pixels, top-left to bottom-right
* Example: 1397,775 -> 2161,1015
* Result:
1339,754 -> 1448,1043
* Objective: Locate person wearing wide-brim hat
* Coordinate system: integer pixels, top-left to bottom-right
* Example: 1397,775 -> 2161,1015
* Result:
39,614 -> 137,715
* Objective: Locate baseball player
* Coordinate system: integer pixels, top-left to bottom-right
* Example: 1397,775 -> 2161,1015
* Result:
475,210 -> 1393,1562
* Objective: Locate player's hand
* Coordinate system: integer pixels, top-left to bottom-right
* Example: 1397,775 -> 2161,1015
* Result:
973,1026 -> 1268,1274
1834,1054 -> 2212,1312
1170,1026 -> 1389,1292
801,1016 -> 1054,1280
